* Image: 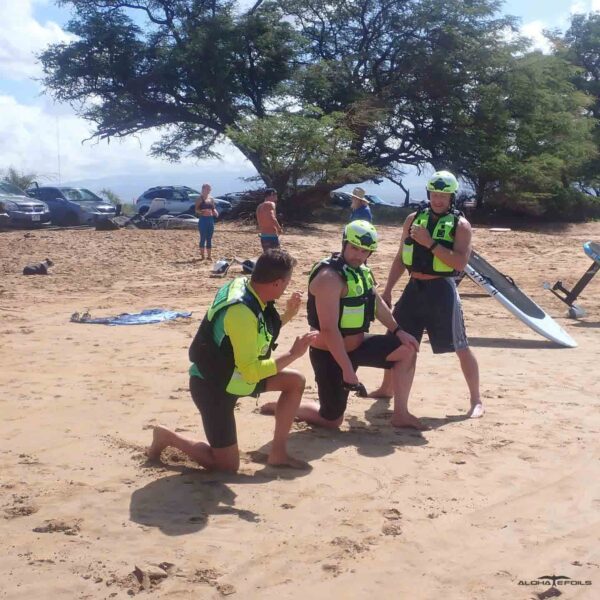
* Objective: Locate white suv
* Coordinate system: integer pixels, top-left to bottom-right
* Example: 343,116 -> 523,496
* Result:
135,186 -> 231,217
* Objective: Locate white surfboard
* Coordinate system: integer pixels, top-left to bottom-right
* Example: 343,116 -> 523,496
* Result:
465,250 -> 577,348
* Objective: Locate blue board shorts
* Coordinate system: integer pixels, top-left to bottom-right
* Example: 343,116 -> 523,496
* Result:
260,234 -> 280,252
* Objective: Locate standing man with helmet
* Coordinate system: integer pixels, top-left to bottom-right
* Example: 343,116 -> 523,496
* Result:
260,220 -> 423,429
369,171 -> 483,419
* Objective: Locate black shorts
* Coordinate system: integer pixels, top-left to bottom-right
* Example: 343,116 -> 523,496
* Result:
189,376 -> 267,448
309,334 -> 401,421
392,277 -> 468,354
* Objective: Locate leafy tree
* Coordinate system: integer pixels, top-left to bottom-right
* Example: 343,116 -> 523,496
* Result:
282,0 -> 519,192
227,110 -> 376,210
41,0 -> 517,205
551,13 -> 600,196
42,0 -> 299,182
440,51 -> 596,212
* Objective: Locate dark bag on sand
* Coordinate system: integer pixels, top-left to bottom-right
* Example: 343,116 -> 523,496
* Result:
95,218 -> 120,231
23,258 -> 53,275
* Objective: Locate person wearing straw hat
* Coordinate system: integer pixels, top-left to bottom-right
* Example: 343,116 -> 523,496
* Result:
349,187 -> 373,222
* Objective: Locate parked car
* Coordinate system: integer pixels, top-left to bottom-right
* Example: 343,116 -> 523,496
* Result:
135,186 -> 231,218
330,190 -> 400,209
26,185 -> 116,226
215,192 -> 247,207
364,193 -> 399,208
0,180 -> 51,227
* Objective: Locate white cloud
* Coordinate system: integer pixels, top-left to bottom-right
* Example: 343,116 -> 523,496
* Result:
0,2 -> 251,190
571,1 -> 600,13
570,1 -> 589,13
521,20 -> 553,53
0,94 -> 250,187
0,0 -> 74,80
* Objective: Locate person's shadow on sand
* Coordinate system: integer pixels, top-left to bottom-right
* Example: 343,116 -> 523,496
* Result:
130,463 -> 308,536
252,397 -> 442,463
362,396 -> 471,438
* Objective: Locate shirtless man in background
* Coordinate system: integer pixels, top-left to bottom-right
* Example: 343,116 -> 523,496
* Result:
256,188 -> 283,252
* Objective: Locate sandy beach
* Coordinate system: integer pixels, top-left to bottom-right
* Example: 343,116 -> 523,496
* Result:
1,220 -> 599,599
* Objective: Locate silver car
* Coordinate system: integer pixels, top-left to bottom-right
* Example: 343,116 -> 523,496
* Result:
0,180 -> 51,227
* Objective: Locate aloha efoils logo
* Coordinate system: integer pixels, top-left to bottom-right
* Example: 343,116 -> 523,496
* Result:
519,574 -> 592,599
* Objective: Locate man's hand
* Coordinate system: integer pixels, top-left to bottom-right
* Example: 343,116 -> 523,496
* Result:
409,224 -> 433,248
397,329 -> 420,352
342,368 -> 359,387
284,291 -> 302,319
289,331 -> 319,358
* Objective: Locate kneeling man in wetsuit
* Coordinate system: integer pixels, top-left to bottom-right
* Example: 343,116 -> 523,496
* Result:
261,220 -> 421,429
147,249 -> 317,471
370,171 -> 483,422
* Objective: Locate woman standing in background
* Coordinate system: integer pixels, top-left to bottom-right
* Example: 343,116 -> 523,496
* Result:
195,183 -> 218,260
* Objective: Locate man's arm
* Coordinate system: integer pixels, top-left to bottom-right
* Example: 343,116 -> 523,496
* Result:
224,305 -> 277,383
225,304 -> 318,382
268,202 -> 282,235
311,269 -> 358,384
374,292 -> 420,352
382,214 -> 414,306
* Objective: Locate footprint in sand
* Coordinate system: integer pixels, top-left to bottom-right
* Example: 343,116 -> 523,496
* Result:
381,508 -> 402,536
33,518 -> 81,536
4,494 -> 39,518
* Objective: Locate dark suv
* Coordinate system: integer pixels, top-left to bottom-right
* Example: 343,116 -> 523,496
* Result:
135,186 -> 231,218
26,185 -> 116,226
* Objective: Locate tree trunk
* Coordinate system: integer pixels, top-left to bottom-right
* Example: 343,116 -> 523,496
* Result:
475,179 -> 487,209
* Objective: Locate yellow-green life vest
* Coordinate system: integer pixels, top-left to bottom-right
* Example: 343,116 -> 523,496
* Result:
307,254 -> 376,336
188,277 -> 280,396
402,209 -> 459,276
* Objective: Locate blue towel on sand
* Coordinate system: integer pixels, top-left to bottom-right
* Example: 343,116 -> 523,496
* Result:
72,308 -> 192,325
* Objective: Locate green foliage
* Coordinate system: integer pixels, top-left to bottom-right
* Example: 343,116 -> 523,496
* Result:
551,13 -> 600,196
227,110 -> 376,196
99,188 -> 123,206
1,167 -> 41,191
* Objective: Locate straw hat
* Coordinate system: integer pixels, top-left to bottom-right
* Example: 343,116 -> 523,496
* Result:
350,187 -> 370,203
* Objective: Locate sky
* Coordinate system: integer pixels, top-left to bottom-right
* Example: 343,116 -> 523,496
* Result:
1,0 -> 599,203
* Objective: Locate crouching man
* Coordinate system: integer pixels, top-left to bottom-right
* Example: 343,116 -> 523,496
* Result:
147,249 -> 317,471
261,221 -> 423,430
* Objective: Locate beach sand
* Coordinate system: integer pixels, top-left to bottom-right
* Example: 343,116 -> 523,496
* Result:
1,220 -> 599,599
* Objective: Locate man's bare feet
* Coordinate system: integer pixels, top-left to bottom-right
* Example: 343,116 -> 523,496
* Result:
366,387 -> 393,399
146,426 -> 173,460
468,402 -> 484,418
391,413 -> 430,431
259,401 -> 277,415
267,452 -> 311,470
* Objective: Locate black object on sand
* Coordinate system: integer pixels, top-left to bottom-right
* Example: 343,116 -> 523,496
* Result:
23,258 -> 53,275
